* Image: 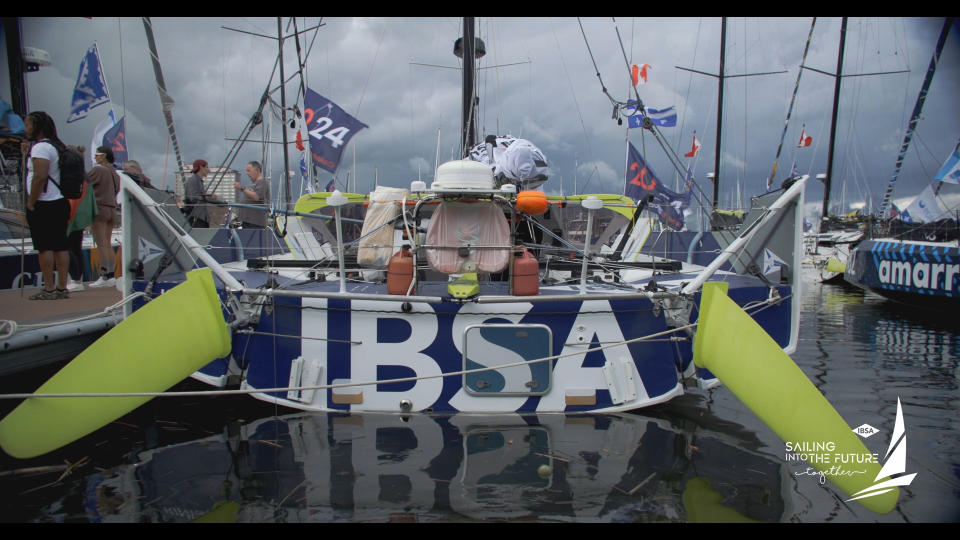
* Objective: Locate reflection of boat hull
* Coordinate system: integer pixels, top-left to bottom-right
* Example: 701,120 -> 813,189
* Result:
845,238 -> 959,310
82,412 -> 789,523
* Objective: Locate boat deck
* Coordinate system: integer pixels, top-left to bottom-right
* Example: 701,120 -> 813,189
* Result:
0,284 -> 122,324
0,284 -> 124,376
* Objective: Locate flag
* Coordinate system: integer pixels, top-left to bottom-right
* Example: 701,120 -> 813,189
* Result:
901,183 -> 946,223
789,159 -> 799,178
304,88 -> 369,173
67,44 -> 110,123
934,147 -> 960,184
684,132 -> 701,158
103,116 -> 127,168
299,153 -> 308,177
646,107 -> 677,127
632,64 -> 651,85
66,181 -> 98,235
90,110 -> 116,167
889,202 -> 901,220
625,103 -> 677,128
325,178 -> 336,192
292,110 -> 306,151
625,142 -> 689,230
797,125 -> 812,147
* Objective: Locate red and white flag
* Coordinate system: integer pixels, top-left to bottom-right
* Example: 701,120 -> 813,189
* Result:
684,132 -> 701,158
632,63 -> 651,85
797,125 -> 812,147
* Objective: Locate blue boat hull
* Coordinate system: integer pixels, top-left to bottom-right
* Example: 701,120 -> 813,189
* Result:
845,239 -> 960,309
135,272 -> 793,414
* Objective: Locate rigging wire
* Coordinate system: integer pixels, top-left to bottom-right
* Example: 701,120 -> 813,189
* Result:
553,18 -> 598,192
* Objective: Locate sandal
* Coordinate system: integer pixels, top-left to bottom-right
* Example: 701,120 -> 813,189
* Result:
55,288 -> 70,299
29,289 -> 59,300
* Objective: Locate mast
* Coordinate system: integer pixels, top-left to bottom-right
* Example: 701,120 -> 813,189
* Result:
820,17 -> 847,222
878,17 -> 953,219
142,17 -> 186,188
712,17 -> 726,209
277,17 -> 292,209
455,17 -> 485,157
676,18 -> 785,217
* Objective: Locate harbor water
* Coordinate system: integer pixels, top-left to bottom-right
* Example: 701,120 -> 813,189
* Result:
0,266 -> 957,523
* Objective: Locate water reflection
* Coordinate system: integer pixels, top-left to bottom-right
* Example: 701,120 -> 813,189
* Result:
804,274 -> 959,387
74,408 -> 787,523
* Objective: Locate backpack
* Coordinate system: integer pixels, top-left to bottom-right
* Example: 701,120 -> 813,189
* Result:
47,141 -> 86,199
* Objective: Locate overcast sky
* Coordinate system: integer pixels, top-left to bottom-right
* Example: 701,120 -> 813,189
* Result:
5,17 -> 959,223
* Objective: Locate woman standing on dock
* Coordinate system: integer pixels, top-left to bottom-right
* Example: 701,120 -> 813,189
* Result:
21,111 -> 70,300
87,146 -> 120,288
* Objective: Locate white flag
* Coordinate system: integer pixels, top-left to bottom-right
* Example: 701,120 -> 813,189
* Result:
902,183 -> 946,223
90,110 -> 116,167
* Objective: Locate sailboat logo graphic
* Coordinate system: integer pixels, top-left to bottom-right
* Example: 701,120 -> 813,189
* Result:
847,398 -> 917,503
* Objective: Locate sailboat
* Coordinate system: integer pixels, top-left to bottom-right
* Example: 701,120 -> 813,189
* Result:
1,17 -> 918,515
0,16 -> 801,426
844,17 -> 959,309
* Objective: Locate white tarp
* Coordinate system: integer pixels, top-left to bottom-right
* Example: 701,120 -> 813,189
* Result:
357,186 -> 408,267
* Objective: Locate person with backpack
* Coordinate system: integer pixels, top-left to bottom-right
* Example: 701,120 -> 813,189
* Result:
21,111 -> 70,300
87,145 -> 121,288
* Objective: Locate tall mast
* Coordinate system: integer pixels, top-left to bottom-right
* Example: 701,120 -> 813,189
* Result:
712,17 -> 726,209
878,17 -> 953,219
277,17 -> 292,208
676,18 -> 785,216
456,17 -> 485,157
820,17 -> 847,222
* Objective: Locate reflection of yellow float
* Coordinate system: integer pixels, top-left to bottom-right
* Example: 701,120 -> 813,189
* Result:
683,477 -> 755,522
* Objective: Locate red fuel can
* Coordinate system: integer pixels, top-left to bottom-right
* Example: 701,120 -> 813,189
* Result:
512,249 -> 539,296
387,247 -> 414,295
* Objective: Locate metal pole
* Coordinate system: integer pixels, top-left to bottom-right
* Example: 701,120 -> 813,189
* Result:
278,17 -> 292,210
712,17 -> 726,209
821,17 -> 847,223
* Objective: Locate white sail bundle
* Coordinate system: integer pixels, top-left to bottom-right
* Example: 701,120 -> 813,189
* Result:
468,135 -> 549,189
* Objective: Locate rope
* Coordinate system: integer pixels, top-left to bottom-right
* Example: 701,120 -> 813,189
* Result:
0,295 -> 788,400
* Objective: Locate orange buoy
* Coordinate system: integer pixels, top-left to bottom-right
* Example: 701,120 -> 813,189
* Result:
512,248 -> 539,296
516,190 -> 548,215
386,246 -> 414,295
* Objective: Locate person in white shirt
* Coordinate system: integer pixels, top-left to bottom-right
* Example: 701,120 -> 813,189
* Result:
21,111 -> 70,300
